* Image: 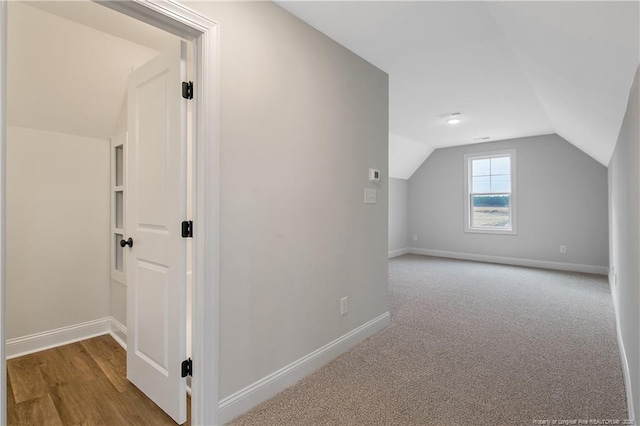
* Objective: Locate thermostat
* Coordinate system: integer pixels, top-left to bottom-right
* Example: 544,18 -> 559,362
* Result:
369,168 -> 380,182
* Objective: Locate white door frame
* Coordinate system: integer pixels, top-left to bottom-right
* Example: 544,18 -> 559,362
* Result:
0,1 -> 7,424
0,1 -> 221,424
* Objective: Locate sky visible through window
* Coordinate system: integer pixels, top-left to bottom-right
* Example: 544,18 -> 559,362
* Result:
472,156 -> 510,193
470,155 -> 511,229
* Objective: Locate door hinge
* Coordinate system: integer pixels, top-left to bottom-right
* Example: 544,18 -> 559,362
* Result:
182,81 -> 193,100
181,220 -> 193,238
181,358 -> 192,377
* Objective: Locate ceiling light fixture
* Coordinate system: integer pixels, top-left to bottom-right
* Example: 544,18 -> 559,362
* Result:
439,112 -> 462,125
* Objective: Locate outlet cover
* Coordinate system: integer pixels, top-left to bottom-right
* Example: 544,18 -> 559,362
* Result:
560,245 -> 567,253
364,188 -> 377,204
413,235 -> 418,241
340,297 -> 348,316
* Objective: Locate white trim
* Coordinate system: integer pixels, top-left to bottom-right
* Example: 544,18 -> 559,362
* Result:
464,149 -> 517,235
0,2 -> 6,424
609,279 -> 636,425
110,133 -> 127,286
109,317 -> 128,350
408,248 -> 608,275
6,315 -> 128,358
99,0 -> 211,38
218,312 -> 391,424
98,3 -> 221,425
389,247 -> 410,258
6,318 -> 112,359
192,10 -> 221,426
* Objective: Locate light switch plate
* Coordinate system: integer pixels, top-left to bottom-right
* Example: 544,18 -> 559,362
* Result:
364,188 -> 377,204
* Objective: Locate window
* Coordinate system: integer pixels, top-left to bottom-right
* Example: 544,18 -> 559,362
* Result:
464,150 -> 516,234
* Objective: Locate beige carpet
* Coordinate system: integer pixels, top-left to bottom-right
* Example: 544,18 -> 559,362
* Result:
229,255 -> 628,425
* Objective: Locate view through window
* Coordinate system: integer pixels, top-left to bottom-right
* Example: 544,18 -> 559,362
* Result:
465,150 -> 516,233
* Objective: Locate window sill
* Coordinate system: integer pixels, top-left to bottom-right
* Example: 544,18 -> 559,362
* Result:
464,227 -> 517,236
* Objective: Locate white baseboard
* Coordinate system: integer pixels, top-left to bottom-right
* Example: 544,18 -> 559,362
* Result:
609,280 -> 636,424
218,311 -> 391,424
388,247 -> 410,258
408,248 -> 608,275
109,317 -> 127,350
6,317 -> 111,359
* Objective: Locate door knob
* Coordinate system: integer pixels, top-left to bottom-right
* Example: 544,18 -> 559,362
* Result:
120,238 -> 133,248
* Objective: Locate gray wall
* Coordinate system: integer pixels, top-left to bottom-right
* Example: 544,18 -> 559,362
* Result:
6,126 -> 110,338
408,134 -> 609,268
608,65 -> 639,422
389,177 -> 408,253
188,1 -> 389,399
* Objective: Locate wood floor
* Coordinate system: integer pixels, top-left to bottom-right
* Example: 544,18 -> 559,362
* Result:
6,334 -> 190,426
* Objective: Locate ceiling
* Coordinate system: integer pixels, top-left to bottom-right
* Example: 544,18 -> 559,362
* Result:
277,1 -> 640,178
7,2 -> 177,140
27,1 -> 178,52
8,1 -> 639,174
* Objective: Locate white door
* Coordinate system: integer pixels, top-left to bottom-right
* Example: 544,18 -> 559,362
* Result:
124,41 -> 188,424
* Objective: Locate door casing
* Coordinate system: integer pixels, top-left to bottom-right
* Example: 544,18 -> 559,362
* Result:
0,1 -> 221,424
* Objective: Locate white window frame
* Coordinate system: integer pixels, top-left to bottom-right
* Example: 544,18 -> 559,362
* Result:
464,149 -> 517,235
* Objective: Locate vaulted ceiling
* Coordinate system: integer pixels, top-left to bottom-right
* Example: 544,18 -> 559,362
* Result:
7,2 -> 176,140
277,1 -> 640,178
8,1 -> 640,175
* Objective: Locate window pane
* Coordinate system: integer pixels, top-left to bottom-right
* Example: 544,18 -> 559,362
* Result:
472,158 -> 490,176
115,145 -> 124,187
115,233 -> 124,272
471,194 -> 510,228
472,176 -> 490,193
490,156 -> 510,175
115,191 -> 123,229
490,174 -> 510,192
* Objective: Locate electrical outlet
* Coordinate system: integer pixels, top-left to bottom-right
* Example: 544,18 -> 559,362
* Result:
560,245 -> 567,254
340,297 -> 348,316
364,188 -> 377,204
413,234 -> 418,241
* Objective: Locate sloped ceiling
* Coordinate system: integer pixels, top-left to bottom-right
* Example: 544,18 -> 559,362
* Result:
389,132 -> 433,180
7,2 -> 176,140
277,1 -> 639,178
